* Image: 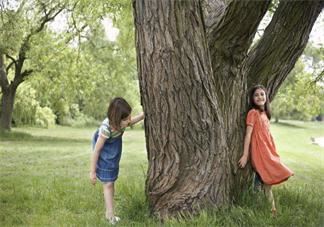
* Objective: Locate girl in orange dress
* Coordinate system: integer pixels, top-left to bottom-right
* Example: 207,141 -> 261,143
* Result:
238,85 -> 293,215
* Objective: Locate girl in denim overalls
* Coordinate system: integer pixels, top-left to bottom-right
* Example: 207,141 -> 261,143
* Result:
90,97 -> 144,224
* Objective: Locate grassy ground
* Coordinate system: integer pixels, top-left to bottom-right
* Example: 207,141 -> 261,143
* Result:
0,121 -> 323,226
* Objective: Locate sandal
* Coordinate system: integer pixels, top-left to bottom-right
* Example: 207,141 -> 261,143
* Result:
271,208 -> 277,217
106,216 -> 120,225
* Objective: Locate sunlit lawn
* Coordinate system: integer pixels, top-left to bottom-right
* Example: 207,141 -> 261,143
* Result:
0,121 -> 323,226
271,120 -> 324,187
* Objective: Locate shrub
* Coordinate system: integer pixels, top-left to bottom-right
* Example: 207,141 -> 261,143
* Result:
35,106 -> 56,128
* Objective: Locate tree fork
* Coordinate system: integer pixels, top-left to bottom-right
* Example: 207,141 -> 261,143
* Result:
132,0 -> 323,219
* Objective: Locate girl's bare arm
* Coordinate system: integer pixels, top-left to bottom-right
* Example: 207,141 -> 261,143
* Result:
238,126 -> 253,168
130,112 -> 144,126
90,135 -> 106,184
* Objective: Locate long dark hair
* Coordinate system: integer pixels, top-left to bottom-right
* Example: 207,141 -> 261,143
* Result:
248,85 -> 271,120
107,97 -> 132,130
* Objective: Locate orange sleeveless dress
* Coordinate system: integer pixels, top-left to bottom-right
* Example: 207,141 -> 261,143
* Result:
247,109 -> 293,185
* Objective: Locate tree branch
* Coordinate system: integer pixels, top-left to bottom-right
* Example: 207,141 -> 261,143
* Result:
245,0 -> 324,100
204,0 -> 271,123
314,69 -> 324,83
5,62 -> 15,74
21,69 -> 33,78
12,69 -> 33,89
60,2 -> 90,46
23,4 -> 66,46
207,0 -> 271,62
14,3 -> 66,84
5,54 -> 17,73
5,54 -> 16,64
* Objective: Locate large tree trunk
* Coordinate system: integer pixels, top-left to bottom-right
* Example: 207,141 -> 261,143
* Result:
0,54 -> 22,131
0,54 -> 12,131
0,87 -> 17,130
133,0 -> 323,218
134,0 -> 229,218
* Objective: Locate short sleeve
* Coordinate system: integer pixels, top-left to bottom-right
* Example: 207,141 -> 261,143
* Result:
246,109 -> 257,127
99,118 -> 111,138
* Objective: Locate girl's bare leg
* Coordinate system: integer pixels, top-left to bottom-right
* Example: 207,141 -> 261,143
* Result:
264,184 -> 276,216
103,182 -> 115,219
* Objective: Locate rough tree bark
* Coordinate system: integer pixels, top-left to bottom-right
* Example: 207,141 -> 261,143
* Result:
133,0 -> 323,218
133,0 -> 228,217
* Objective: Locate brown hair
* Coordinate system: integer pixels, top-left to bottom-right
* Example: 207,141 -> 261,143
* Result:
107,97 -> 132,130
248,85 -> 271,120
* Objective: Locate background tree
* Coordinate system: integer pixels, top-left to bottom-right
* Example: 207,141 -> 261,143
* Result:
272,42 -> 324,122
133,0 -> 323,218
304,42 -> 324,82
0,0 -> 68,130
272,61 -> 323,122
0,0 -> 140,130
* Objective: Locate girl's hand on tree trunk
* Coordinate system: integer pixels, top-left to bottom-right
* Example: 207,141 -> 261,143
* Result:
238,155 -> 248,168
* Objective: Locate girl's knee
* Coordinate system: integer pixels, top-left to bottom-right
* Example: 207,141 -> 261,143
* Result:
104,182 -> 114,189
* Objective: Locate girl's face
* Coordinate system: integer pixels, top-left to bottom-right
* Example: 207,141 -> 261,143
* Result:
120,115 -> 131,128
253,88 -> 267,108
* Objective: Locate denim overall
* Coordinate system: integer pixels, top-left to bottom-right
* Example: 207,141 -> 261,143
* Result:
92,129 -> 123,183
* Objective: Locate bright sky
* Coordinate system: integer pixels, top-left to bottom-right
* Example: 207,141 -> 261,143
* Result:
48,14 -> 119,42
309,12 -> 324,47
101,17 -> 119,42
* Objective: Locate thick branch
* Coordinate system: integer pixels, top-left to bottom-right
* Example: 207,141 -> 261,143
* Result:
245,0 -> 324,100
205,0 -> 271,138
207,0 -> 271,61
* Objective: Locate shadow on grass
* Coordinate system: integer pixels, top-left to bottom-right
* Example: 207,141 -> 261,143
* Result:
273,121 -> 306,129
0,130 -> 89,143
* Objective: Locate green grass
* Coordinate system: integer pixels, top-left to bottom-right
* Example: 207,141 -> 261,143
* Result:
0,122 -> 323,226
271,120 -> 324,188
